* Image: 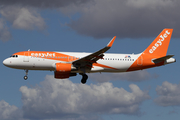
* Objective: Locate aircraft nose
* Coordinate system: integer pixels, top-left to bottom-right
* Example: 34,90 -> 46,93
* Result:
3,59 -> 9,66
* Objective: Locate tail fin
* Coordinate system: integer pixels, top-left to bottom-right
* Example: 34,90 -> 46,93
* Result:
143,28 -> 173,57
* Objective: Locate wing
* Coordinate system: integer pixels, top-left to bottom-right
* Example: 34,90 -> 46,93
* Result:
72,36 -> 116,71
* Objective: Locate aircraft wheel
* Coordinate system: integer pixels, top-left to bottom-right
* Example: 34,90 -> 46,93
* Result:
81,74 -> 88,84
81,79 -> 87,84
24,76 -> 28,80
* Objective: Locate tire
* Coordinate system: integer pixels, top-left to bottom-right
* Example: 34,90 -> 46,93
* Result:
24,76 -> 28,80
81,74 -> 88,84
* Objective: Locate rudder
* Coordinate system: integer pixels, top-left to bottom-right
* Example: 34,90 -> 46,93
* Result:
143,28 -> 173,57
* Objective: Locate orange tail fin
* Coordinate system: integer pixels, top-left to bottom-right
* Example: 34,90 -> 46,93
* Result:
143,28 -> 173,57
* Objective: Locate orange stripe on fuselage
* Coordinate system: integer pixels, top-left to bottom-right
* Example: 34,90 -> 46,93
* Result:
127,53 -> 164,71
13,51 -> 79,62
14,51 -> 118,70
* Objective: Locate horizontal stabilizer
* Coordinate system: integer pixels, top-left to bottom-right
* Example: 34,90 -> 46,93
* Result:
153,55 -> 174,63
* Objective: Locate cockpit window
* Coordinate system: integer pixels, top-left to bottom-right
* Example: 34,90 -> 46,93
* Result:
10,55 -> 18,58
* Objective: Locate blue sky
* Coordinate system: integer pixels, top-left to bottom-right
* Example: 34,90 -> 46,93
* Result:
0,0 -> 180,120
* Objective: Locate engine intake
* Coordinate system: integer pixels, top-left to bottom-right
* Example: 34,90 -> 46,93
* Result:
54,63 -> 76,79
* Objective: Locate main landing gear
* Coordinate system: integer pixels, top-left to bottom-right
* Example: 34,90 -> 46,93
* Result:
80,74 -> 88,84
24,70 -> 28,80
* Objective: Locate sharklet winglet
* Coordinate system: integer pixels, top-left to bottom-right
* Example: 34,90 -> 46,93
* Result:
107,36 -> 116,47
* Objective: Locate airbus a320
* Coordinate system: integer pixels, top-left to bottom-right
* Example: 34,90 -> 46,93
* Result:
3,29 -> 176,84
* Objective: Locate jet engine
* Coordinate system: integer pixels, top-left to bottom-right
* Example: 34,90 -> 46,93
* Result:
54,63 -> 76,79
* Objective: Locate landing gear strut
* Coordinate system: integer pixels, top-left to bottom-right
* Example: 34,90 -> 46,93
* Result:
81,74 -> 88,84
24,70 -> 28,80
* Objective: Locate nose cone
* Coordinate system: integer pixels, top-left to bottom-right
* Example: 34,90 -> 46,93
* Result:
3,59 -> 9,66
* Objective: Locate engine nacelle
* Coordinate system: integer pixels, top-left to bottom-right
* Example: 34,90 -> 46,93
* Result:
54,63 -> 72,79
56,63 -> 71,72
54,71 -> 70,79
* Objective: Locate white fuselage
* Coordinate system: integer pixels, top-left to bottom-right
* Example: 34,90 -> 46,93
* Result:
2,29 -> 176,84
3,52 -> 141,73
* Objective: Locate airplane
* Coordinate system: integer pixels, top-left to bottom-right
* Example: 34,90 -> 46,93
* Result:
3,28 -> 176,84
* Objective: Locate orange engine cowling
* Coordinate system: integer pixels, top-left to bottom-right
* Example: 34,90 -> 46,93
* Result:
54,63 -> 72,79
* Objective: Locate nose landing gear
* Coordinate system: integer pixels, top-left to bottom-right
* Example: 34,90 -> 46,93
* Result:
24,75 -> 28,80
24,70 -> 28,80
81,74 -> 88,84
